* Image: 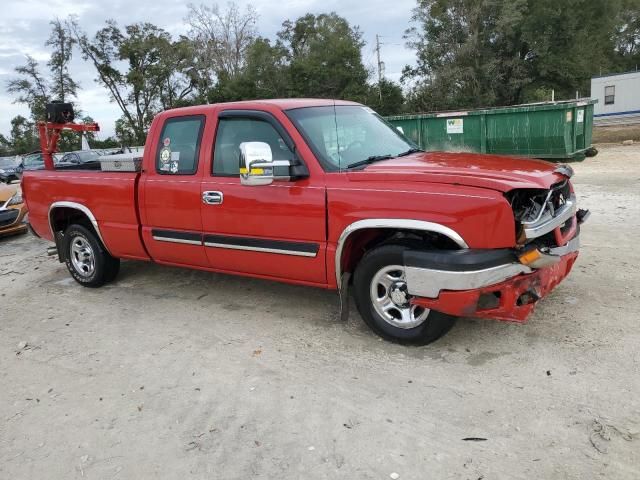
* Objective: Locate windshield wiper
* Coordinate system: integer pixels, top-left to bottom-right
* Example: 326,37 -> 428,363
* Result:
346,154 -> 394,170
396,148 -> 423,157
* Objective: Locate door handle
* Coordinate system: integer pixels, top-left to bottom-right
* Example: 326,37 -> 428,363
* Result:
202,191 -> 223,205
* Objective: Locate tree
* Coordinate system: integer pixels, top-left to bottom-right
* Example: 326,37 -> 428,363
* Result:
403,0 -> 531,111
8,19 -> 80,119
519,0 -> 619,100
4,116 -> 39,154
69,18 -> 192,143
613,0 -> 640,71
278,13 -> 369,100
6,20 -> 82,152
365,79 -> 405,116
403,0 -> 623,111
0,135 -> 11,156
115,116 -> 139,146
184,2 -> 258,98
7,55 -> 50,120
209,37 -> 290,102
46,18 -> 78,102
206,12 -> 371,104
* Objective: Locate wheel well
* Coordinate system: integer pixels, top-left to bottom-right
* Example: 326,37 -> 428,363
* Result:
340,228 -> 460,282
50,207 -> 95,235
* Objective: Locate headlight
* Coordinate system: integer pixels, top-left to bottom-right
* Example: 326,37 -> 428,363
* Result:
7,192 -> 23,206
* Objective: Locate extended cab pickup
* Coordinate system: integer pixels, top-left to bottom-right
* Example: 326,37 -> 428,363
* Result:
23,99 -> 587,344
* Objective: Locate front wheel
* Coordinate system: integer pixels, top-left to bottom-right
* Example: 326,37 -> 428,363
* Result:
62,224 -> 120,288
353,244 -> 457,345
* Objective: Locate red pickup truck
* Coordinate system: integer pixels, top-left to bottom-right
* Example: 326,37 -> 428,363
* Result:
23,99 -> 587,344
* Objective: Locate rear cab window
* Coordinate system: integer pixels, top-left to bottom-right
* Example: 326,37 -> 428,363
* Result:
156,115 -> 205,175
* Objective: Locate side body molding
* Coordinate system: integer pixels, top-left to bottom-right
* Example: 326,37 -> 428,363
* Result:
48,201 -> 111,255
334,218 -> 469,288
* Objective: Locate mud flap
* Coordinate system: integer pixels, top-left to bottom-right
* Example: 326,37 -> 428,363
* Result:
54,231 -> 66,263
339,272 -> 351,322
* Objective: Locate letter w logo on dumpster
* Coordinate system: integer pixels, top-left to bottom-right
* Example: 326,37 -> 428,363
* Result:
446,119 -> 463,134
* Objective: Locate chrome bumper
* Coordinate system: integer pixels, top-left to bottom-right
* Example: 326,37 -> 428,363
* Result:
405,234 -> 581,299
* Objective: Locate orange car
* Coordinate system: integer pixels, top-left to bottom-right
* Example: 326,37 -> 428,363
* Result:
0,182 -> 28,237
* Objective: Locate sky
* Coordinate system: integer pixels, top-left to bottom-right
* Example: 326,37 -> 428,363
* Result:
0,0 -> 417,139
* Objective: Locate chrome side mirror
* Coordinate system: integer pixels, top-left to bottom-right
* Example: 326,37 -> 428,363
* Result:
239,141 -> 292,186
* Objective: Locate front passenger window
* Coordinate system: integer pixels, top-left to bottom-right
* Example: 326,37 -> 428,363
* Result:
213,118 -> 294,176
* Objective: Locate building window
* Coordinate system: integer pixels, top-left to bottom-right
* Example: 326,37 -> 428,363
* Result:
604,85 -> 615,105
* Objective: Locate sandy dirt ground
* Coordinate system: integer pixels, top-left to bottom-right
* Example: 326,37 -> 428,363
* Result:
1,145 -> 639,479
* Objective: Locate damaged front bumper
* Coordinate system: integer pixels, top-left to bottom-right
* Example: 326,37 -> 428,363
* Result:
404,233 -> 582,323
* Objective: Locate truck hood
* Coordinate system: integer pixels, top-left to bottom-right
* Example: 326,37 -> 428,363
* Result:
346,151 -> 566,192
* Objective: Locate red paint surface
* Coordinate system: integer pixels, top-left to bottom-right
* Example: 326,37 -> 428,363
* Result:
23,99 -> 580,323
412,252 -> 579,322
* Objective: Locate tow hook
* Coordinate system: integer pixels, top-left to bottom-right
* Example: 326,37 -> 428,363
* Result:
577,209 -> 590,224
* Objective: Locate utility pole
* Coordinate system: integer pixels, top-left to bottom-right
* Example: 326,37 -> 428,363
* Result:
375,34 -> 384,102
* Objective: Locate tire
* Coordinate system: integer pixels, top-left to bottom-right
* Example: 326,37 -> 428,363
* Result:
353,244 -> 457,345
62,224 -> 120,288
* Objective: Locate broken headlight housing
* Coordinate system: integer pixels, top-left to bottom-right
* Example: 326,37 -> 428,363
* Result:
506,180 -> 572,243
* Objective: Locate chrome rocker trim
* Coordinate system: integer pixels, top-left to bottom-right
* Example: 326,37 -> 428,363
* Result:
203,241 -> 318,257
153,236 -> 202,246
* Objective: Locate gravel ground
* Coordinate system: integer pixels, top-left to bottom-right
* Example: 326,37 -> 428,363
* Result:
1,145 -> 639,479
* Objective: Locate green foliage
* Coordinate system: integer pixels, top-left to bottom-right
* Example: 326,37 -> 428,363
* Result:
278,13 -> 368,100
208,12 -> 370,103
365,79 -> 406,116
47,18 -> 78,102
70,18 -> 193,144
4,116 -> 40,154
278,13 -> 369,100
403,0 -> 634,111
10,1 -> 639,151
7,56 -> 50,120
613,0 -> 640,71
208,37 -> 290,102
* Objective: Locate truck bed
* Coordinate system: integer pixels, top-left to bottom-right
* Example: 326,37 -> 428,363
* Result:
23,169 -> 149,260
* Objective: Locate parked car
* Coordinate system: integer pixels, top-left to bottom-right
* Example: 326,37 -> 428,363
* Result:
0,181 -> 28,237
16,151 -> 45,173
22,99 -> 588,345
59,150 -> 103,165
16,151 -> 66,173
0,156 -> 20,183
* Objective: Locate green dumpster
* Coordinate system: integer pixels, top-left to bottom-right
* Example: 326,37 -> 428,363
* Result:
386,99 -> 596,161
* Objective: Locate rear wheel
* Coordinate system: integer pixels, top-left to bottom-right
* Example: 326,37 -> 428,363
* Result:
353,244 -> 457,345
63,224 -> 120,288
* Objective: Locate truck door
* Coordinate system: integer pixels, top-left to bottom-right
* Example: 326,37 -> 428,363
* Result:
141,114 -> 210,267
201,110 -> 327,285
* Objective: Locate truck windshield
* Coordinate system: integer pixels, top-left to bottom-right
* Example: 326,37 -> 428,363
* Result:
286,105 -> 418,171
